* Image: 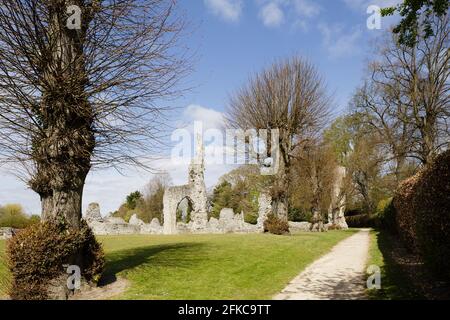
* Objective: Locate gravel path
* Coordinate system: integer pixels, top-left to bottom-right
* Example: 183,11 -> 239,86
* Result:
274,229 -> 371,300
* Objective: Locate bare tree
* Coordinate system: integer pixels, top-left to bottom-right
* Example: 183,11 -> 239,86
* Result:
139,172 -> 173,223
352,80 -> 414,182
0,0 -> 189,228
367,14 -> 449,166
290,141 -> 337,231
226,57 -> 331,220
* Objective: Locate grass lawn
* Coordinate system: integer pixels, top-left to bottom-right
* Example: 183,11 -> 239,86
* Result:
0,230 -> 356,300
366,230 -> 423,300
0,240 -> 8,298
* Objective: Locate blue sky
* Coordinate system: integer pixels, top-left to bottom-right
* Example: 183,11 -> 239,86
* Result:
174,0 -> 400,113
0,0 -> 401,215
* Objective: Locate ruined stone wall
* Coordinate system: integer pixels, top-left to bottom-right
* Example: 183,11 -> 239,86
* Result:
327,166 -> 348,229
84,203 -> 163,236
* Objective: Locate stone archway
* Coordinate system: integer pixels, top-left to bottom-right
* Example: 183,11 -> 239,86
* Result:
176,197 -> 193,223
163,135 -> 208,234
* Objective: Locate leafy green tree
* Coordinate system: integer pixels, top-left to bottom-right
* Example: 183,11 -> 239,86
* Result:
0,204 -> 40,228
126,191 -> 143,210
382,0 -> 449,46
324,116 -> 391,214
211,165 -> 265,224
211,182 -> 234,219
323,116 -> 356,166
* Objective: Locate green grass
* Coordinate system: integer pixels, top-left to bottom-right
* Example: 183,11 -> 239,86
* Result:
0,230 -> 356,300
0,240 -> 9,298
366,230 -> 423,300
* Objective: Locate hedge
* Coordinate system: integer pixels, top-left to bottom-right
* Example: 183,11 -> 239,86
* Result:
393,150 -> 450,281
264,214 -> 290,235
7,220 -> 105,300
393,174 -> 422,252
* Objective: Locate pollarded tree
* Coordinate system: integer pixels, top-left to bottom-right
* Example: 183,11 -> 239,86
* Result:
0,0 -> 188,298
290,141 -> 338,231
0,0 -> 188,228
226,57 -> 331,220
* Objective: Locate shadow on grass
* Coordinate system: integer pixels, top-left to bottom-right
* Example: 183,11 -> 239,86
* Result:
100,243 -> 205,286
369,230 -> 423,300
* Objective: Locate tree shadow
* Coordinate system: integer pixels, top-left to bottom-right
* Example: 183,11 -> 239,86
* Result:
370,230 -> 424,300
99,242 -> 205,286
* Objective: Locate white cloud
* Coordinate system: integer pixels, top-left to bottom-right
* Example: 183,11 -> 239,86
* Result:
184,104 -> 225,130
318,23 -> 363,58
294,0 -> 321,18
204,0 -> 243,22
256,0 -> 321,30
259,2 -> 285,28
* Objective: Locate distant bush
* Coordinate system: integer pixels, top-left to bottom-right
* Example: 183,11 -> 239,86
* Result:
393,150 -> 450,281
0,204 -> 40,229
244,213 -> 258,225
264,214 -> 290,235
288,208 -> 312,222
345,207 -> 364,217
7,220 -> 105,300
346,214 -> 376,228
375,198 -> 397,234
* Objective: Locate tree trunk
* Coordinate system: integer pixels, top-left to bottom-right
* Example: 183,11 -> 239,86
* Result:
29,1 -> 93,229
272,146 -> 289,221
41,188 -> 85,229
310,163 -> 325,232
26,1 -> 95,299
394,154 -> 406,184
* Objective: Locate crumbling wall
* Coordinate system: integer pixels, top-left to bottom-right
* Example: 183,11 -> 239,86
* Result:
327,166 -> 348,229
84,203 -> 163,235
163,135 -> 209,234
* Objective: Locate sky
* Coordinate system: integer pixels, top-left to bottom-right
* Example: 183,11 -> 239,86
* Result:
0,0 -> 401,216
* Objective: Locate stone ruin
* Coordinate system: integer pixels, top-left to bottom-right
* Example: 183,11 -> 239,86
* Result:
327,166 -> 348,229
0,227 -> 15,240
163,134 -> 263,235
85,203 -> 163,235
83,138 -> 347,236
3,163 -> 348,238
163,134 -> 209,234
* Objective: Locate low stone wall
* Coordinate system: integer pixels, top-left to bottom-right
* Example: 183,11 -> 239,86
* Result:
288,222 -> 313,232
84,202 -> 346,236
86,215 -> 164,236
0,227 -> 15,240
176,208 -> 261,234
84,202 -> 262,236
84,203 -> 164,236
